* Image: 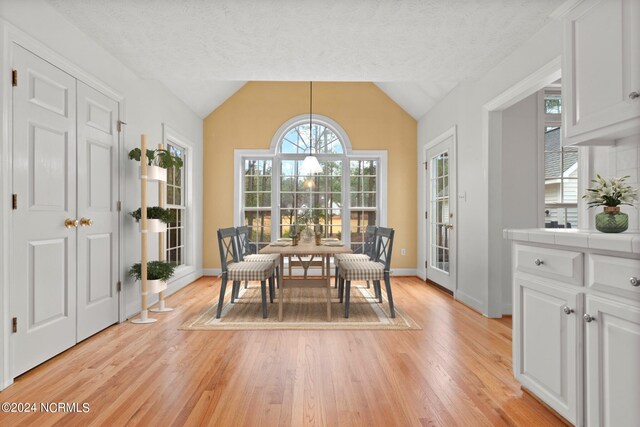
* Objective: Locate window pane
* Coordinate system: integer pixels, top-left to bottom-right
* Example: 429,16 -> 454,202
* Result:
544,95 -> 562,114
544,152 -> 561,178
544,180 -> 561,203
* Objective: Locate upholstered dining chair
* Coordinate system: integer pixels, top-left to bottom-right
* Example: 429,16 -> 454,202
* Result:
333,225 -> 377,291
236,226 -> 280,290
338,227 -> 395,318
216,227 -> 275,319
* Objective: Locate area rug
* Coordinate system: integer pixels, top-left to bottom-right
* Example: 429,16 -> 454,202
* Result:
181,283 -> 420,330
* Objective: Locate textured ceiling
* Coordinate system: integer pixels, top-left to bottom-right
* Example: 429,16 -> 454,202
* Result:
46,0 -> 562,118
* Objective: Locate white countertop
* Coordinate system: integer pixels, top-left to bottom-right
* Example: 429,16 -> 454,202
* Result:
503,228 -> 640,254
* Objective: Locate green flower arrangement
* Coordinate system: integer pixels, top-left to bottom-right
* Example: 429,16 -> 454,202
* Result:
128,261 -> 176,282
583,175 -> 638,208
129,206 -> 175,224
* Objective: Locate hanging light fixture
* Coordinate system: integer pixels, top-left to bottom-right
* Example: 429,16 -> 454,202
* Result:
300,81 -> 323,175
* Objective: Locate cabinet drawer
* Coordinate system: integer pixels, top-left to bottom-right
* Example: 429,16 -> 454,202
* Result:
588,254 -> 640,301
515,245 -> 583,285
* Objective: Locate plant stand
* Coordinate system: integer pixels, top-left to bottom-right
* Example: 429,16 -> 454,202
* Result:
150,142 -> 174,313
131,134 -> 158,324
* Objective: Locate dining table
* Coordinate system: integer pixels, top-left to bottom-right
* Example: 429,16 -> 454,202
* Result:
260,240 -> 352,321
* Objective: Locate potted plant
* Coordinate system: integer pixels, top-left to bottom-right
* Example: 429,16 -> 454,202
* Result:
583,175 -> 638,233
128,148 -> 184,182
129,206 -> 175,233
128,261 -> 177,294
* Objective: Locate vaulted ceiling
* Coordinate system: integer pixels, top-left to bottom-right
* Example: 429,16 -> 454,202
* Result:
46,0 -> 563,119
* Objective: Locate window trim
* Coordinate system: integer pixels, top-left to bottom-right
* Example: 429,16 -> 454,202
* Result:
163,124 -> 196,281
234,115 -> 387,248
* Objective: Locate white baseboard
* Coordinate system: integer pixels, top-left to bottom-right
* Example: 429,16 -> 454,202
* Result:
203,267 -> 418,277
203,268 -> 221,276
502,302 -> 513,316
455,289 -> 484,314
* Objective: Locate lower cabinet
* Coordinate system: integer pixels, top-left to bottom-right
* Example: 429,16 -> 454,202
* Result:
584,295 -> 640,427
514,276 -> 581,425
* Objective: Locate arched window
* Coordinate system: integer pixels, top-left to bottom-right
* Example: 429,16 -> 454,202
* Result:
236,115 -> 386,253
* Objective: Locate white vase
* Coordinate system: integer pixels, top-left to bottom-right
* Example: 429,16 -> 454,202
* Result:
140,165 -> 167,182
146,279 -> 168,294
140,218 -> 167,233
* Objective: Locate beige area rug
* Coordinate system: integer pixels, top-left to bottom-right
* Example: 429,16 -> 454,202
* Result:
181,283 -> 420,330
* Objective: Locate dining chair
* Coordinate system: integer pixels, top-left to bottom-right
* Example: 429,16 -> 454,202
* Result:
333,225 -> 377,290
236,226 -> 281,291
216,227 -> 275,319
338,227 -> 395,318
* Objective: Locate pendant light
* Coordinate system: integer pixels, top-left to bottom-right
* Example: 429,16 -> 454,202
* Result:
300,81 -> 323,175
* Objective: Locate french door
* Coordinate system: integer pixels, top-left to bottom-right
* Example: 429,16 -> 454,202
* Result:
11,46 -> 120,376
425,132 -> 456,292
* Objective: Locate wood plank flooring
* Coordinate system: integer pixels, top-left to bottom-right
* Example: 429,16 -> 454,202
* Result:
0,276 -> 564,426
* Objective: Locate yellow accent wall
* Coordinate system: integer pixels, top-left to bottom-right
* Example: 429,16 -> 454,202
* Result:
203,82 -> 417,270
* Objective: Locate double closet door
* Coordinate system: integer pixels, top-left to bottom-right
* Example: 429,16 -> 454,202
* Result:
11,46 -> 120,376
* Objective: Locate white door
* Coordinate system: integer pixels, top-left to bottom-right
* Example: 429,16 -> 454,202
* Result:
425,136 -> 456,292
11,46 -> 77,376
76,81 -> 120,341
513,277 -> 580,425
585,295 -> 640,427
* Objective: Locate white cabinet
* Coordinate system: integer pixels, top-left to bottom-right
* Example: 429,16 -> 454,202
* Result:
562,0 -> 640,145
584,295 -> 640,427
514,277 -> 581,424
507,234 -> 640,426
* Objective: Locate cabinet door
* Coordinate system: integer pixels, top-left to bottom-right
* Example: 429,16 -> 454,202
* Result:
585,296 -> 640,427
563,0 -> 640,144
514,276 -> 581,425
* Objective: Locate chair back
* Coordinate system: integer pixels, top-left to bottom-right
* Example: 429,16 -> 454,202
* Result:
374,227 -> 395,271
236,226 -> 257,261
363,225 -> 377,258
217,227 -> 239,273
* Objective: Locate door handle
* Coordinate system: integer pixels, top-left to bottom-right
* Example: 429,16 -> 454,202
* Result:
79,217 -> 93,227
446,224 -> 453,230
64,218 -> 79,228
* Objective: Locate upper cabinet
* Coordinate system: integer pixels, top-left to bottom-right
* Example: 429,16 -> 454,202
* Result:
561,0 -> 640,145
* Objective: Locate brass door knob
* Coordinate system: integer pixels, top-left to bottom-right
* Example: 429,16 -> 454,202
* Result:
446,224 -> 454,230
80,217 -> 93,227
64,218 -> 79,228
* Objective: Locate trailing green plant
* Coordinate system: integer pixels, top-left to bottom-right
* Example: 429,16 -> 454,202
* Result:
128,261 -> 176,282
128,148 -> 183,171
583,175 -> 638,208
129,206 -> 175,224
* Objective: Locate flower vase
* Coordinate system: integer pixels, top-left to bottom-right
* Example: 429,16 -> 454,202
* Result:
595,206 -> 628,233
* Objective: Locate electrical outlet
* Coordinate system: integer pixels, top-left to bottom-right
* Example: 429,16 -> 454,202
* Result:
401,248 -> 406,256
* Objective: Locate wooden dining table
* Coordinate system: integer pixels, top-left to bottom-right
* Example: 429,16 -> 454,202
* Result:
260,241 -> 352,321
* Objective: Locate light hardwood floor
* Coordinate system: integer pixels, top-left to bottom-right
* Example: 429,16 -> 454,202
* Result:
0,276 -> 564,426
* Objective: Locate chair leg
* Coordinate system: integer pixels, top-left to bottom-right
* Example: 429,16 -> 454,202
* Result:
268,274 -> 274,303
244,280 -> 248,289
261,280 -> 268,319
366,280 -> 371,289
275,266 -> 280,289
235,281 -> 242,300
230,281 -> 238,303
375,280 -> 382,303
216,276 -> 228,318
334,266 -> 339,288
384,274 -> 395,318
344,280 -> 351,318
338,276 -> 344,303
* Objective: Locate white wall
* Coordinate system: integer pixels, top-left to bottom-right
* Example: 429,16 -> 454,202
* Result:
0,0 -> 203,370
417,19 -> 563,316
500,93 -> 540,314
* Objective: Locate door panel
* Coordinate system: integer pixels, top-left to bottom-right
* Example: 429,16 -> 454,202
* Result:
12,45 -> 77,376
514,277 -> 580,425
76,81 -> 119,342
585,296 -> 640,427
425,136 -> 456,292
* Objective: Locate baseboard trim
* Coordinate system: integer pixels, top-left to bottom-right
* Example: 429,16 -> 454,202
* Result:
502,302 -> 513,316
203,268 -> 221,276
455,289 -> 484,314
424,279 -> 454,296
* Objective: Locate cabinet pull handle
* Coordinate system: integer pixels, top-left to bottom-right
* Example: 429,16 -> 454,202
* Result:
563,306 -> 574,315
630,91 -> 640,100
631,277 -> 639,287
534,258 -> 544,266
584,314 -> 596,323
